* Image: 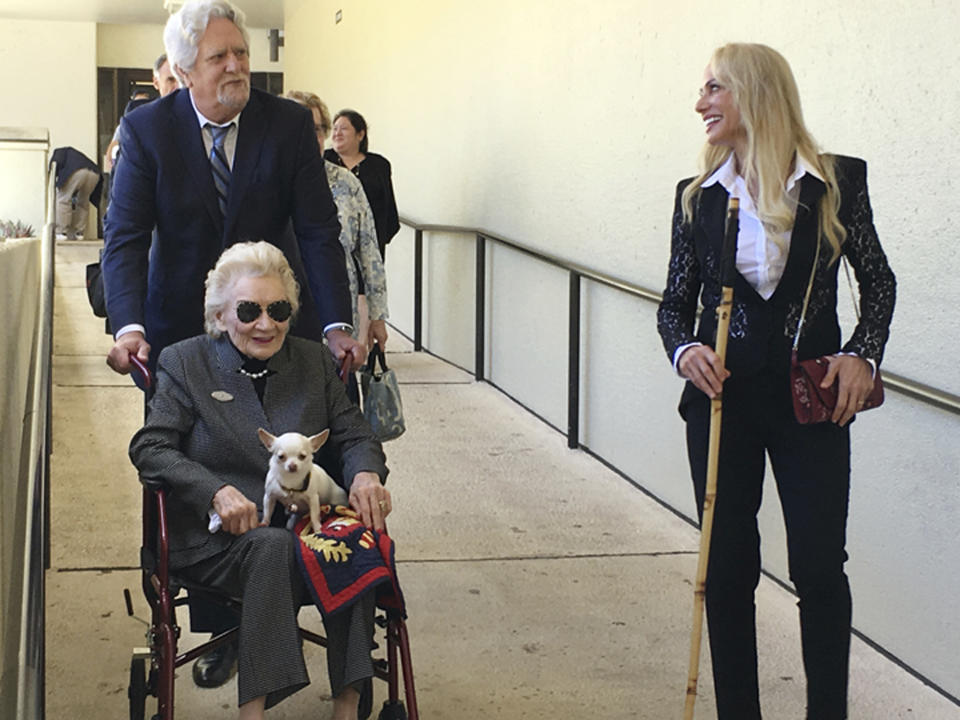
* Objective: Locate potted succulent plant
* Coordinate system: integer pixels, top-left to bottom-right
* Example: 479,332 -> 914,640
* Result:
0,219 -> 35,241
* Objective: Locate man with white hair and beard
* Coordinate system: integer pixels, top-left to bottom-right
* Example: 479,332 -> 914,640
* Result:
103,0 -> 363,379
101,0 -> 368,707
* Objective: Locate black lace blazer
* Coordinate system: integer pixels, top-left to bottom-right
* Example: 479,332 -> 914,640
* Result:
656,155 -> 896,378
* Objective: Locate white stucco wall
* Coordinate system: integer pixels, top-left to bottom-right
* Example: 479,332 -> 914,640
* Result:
0,19 -> 97,157
97,22 -> 284,73
285,0 -> 960,699
0,19 -> 96,234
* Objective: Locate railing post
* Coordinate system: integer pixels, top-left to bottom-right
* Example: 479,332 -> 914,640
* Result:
475,234 -> 486,382
567,271 -> 581,449
413,229 -> 423,351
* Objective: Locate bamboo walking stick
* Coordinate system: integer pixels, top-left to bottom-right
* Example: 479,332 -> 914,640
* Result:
683,196 -> 739,719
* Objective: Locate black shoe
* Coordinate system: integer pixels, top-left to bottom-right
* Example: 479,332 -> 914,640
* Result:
192,638 -> 238,688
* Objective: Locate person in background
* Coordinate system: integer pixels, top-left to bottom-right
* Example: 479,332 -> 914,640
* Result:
50,147 -> 102,240
656,43 -> 895,719
287,90 -> 389,404
152,52 -> 180,97
324,109 -> 400,260
103,54 -> 179,173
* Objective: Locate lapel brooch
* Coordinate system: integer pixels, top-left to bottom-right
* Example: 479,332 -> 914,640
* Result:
211,390 -> 234,402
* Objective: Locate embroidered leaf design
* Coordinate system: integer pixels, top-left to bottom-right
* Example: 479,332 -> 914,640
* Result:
308,537 -> 353,563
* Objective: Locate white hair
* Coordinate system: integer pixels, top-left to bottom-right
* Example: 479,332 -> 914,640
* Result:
163,0 -> 250,78
204,241 -> 300,337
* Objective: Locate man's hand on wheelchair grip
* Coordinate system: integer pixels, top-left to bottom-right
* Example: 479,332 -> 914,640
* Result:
107,332 -> 150,374
212,485 -> 259,535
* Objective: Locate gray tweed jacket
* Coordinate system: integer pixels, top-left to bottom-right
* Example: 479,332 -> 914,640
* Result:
129,333 -> 387,570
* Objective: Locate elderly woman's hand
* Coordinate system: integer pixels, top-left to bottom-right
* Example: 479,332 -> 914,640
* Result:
349,472 -> 391,532
212,485 -> 260,535
821,354 -> 875,427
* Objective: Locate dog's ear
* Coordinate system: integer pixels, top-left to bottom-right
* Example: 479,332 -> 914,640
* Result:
309,429 -> 330,452
257,427 -> 276,450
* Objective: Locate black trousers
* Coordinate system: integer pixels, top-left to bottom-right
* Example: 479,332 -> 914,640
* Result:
683,371 -> 851,720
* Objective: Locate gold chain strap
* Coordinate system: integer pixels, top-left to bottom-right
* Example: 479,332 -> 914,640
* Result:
792,239 -> 858,352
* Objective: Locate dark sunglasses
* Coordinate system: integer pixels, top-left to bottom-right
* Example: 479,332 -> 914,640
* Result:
235,300 -> 292,324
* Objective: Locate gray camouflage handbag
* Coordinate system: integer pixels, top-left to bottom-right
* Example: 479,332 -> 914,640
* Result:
360,343 -> 406,441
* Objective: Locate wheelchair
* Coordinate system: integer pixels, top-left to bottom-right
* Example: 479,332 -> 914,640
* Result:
122,358 -> 418,720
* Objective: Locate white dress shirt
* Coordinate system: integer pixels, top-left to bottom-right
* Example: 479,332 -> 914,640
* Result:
190,93 -> 241,169
701,153 -> 818,301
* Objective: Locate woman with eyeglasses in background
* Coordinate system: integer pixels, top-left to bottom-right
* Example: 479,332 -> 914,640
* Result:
324,109 -> 400,261
287,91 -> 390,404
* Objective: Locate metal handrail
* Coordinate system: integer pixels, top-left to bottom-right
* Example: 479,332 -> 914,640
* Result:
404,219 -> 663,302
399,215 -> 960,442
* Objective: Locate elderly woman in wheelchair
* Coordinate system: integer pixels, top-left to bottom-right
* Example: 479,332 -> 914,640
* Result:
130,241 -> 392,720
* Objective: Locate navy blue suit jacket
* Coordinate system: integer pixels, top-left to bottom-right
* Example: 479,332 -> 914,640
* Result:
102,87 -> 350,365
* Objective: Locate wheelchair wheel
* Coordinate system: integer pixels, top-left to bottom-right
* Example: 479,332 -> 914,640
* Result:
377,700 -> 408,720
128,657 -> 147,720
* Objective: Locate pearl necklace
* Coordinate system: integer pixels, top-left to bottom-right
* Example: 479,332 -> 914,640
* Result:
238,366 -> 270,379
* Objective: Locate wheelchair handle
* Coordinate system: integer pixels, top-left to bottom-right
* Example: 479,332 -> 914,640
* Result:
129,352 -> 153,390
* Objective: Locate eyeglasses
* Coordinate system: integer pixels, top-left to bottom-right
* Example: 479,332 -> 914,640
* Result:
235,300 -> 292,324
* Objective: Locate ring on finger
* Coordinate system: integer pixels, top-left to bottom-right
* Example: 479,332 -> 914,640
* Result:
378,499 -> 387,510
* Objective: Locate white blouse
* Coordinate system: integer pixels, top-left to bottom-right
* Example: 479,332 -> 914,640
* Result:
700,153 -> 820,300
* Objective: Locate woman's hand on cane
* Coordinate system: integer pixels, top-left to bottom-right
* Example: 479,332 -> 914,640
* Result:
821,354 -> 874,426
679,345 -> 730,399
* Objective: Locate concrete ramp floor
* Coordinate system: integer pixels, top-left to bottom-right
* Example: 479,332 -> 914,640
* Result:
46,241 -> 958,719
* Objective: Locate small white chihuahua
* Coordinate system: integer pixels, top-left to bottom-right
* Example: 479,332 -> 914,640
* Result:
206,428 -> 348,534
258,428 -> 349,532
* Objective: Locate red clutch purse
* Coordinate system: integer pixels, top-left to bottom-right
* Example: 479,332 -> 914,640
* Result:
789,239 -> 885,424
790,351 -> 884,424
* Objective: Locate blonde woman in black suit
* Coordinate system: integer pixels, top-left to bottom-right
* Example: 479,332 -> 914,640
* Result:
657,44 -> 895,719
130,241 -> 390,720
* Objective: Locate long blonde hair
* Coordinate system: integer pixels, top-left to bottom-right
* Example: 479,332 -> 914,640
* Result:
681,43 -> 846,263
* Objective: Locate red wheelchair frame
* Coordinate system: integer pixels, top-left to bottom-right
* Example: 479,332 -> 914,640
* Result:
123,356 -> 418,720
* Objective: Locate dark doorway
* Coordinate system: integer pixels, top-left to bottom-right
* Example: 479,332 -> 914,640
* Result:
251,72 -> 284,96
98,67 -> 155,166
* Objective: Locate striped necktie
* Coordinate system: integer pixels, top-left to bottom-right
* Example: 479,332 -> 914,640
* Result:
207,124 -> 232,217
